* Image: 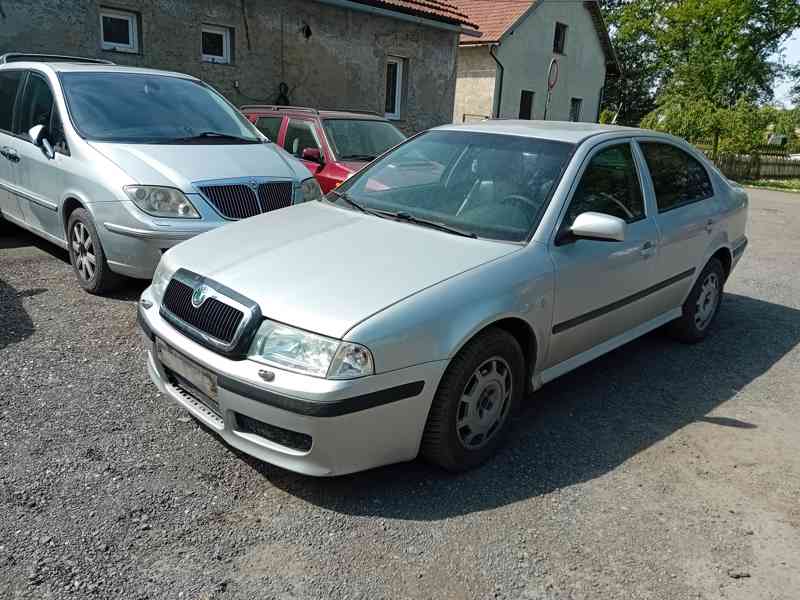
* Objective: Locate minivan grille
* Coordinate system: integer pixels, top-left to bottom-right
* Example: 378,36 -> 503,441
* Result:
199,181 -> 293,219
162,279 -> 244,344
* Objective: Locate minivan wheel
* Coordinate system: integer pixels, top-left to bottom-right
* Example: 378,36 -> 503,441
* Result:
421,328 -> 524,472
67,209 -> 122,294
668,257 -> 725,344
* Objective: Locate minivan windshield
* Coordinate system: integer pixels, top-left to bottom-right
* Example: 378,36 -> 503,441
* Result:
60,72 -> 261,144
333,130 -> 574,242
322,119 -> 406,161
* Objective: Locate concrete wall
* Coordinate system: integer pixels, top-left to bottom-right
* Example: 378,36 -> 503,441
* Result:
452,45 -> 496,124
495,0 -> 607,122
0,0 -> 460,134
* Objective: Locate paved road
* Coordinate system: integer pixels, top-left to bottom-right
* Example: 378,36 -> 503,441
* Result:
1,188 -> 798,600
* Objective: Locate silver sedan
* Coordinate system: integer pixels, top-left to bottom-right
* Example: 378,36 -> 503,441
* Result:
138,121 -> 748,476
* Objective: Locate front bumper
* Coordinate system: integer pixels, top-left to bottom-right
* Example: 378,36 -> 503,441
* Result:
138,290 -> 447,476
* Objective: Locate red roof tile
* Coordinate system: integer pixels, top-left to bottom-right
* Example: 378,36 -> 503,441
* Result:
348,0 -> 479,29
451,0 -> 534,44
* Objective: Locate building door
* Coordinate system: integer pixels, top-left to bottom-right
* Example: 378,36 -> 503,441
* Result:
519,90 -> 534,120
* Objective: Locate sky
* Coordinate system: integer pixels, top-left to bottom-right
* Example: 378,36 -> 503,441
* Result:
774,30 -> 800,107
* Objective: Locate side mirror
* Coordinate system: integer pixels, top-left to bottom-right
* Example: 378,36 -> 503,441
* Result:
558,211 -> 626,244
301,147 -> 323,165
28,124 -> 55,159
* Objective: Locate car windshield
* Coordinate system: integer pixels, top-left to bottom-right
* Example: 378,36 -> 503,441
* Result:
60,72 -> 261,144
334,130 -> 574,242
322,118 -> 406,161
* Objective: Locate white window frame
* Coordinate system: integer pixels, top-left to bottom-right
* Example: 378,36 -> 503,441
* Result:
201,25 -> 232,64
99,8 -> 139,53
385,57 -> 404,120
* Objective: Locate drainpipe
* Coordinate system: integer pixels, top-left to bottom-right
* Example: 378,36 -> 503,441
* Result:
489,44 -> 504,119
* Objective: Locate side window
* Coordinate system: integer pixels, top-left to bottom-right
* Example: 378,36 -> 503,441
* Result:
282,119 -> 319,158
640,142 -> 713,211
255,116 -> 282,141
0,70 -> 24,132
16,73 -> 54,136
565,143 -> 645,226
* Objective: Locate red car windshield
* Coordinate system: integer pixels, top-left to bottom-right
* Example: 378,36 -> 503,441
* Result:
322,119 -> 405,161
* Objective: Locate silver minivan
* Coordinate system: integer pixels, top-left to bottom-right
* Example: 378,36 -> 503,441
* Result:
0,54 -> 320,293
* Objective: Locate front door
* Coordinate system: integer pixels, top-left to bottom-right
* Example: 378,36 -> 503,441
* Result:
13,71 -> 65,240
0,69 -> 25,221
282,117 -> 324,175
546,141 -> 661,368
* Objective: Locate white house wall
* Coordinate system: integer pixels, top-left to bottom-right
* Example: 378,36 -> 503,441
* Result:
495,0 -> 607,122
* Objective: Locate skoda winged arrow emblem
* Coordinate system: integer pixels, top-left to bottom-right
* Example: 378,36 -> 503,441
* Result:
191,284 -> 211,308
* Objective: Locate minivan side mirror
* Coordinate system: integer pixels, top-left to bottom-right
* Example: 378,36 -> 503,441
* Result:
28,124 -> 55,159
557,211 -> 626,245
301,147 -> 323,165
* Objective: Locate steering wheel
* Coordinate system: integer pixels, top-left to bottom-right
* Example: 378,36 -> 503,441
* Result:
597,192 -> 635,220
499,194 -> 539,211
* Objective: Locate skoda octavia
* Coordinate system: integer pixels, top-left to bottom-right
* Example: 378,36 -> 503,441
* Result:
138,121 -> 748,476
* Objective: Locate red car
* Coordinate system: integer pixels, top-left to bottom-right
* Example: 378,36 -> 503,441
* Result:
240,105 -> 407,193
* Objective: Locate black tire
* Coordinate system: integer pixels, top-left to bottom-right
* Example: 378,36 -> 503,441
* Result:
667,257 -> 725,344
421,328 -> 525,472
66,208 -> 123,294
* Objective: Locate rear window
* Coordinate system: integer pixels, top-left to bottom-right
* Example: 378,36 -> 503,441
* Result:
640,142 -> 713,211
0,70 -> 24,132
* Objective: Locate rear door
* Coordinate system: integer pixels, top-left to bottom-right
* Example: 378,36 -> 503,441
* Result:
546,140 -> 661,368
12,71 -> 66,240
0,69 -> 25,220
635,139 -> 720,312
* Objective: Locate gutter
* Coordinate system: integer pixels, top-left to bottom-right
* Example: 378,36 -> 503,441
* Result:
314,0 -> 480,36
489,44 -> 505,118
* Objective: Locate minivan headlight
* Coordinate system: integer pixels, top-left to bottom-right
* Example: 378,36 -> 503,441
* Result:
124,185 -> 200,218
248,320 -> 374,379
296,177 -> 324,203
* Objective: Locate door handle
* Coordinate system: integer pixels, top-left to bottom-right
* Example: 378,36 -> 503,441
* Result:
705,218 -> 714,233
640,240 -> 656,259
1,147 -> 19,163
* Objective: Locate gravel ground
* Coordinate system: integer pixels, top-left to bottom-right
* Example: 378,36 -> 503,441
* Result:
1,188 -> 799,600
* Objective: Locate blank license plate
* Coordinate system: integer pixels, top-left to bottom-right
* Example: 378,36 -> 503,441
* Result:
156,338 -> 219,402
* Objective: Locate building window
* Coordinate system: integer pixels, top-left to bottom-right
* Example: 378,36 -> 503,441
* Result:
570,98 -> 583,122
385,57 -> 404,120
519,90 -> 535,120
553,22 -> 567,54
202,25 -> 232,64
100,8 -> 139,53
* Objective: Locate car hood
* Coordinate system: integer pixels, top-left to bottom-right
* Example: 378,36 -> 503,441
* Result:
89,142 -> 306,191
162,201 -> 519,339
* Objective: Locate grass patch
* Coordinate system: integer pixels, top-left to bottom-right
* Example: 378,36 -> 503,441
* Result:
741,178 -> 800,192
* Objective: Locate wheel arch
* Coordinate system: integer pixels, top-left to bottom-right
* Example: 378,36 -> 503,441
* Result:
61,196 -> 88,238
711,246 -> 732,281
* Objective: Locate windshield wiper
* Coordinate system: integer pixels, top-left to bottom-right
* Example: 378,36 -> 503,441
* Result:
382,211 -> 478,239
329,190 -> 382,216
340,154 -> 377,161
170,131 -> 258,143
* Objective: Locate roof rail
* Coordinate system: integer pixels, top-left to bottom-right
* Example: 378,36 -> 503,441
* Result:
239,105 -> 319,114
0,53 -> 115,65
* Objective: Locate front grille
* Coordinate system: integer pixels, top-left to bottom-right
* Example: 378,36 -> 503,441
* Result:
235,413 -> 312,452
257,182 -> 293,212
199,184 -> 261,219
199,181 -> 293,219
162,279 -> 244,344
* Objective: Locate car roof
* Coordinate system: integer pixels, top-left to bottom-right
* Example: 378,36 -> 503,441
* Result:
0,61 -> 196,80
240,105 -> 388,121
435,120 -> 653,144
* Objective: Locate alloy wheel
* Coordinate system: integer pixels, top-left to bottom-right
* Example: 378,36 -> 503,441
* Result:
694,272 -> 720,331
456,356 -> 513,450
71,222 -> 96,282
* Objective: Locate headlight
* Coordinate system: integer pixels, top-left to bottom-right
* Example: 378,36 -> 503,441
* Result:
150,258 -> 174,302
124,185 -> 200,218
248,320 -> 374,379
296,177 -> 324,203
